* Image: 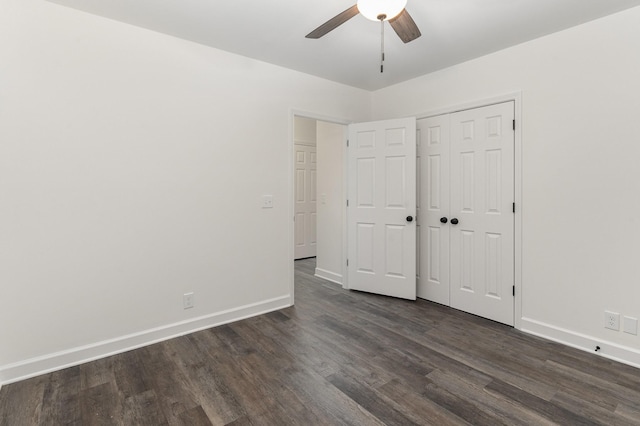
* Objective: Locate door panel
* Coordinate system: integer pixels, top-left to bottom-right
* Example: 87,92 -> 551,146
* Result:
294,144 -> 317,259
348,118 -> 417,300
449,102 -> 514,325
417,114 -> 450,304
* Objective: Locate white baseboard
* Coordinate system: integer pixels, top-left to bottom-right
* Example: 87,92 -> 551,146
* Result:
520,317 -> 640,369
0,295 -> 291,386
315,267 -> 343,285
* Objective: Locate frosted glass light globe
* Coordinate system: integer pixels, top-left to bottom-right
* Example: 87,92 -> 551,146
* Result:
357,0 -> 407,21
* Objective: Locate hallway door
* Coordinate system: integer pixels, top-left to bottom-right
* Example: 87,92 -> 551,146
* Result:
347,117 -> 417,300
294,143 -> 317,259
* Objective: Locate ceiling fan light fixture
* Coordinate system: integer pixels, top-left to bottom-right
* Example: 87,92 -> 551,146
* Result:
357,0 -> 407,21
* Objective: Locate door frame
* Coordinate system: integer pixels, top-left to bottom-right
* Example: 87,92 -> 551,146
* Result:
288,109 -> 350,306
416,92 -> 523,329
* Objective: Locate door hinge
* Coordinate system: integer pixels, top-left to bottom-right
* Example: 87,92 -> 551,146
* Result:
346,259 -> 349,266
346,199 -> 349,207
512,119 -> 515,131
513,285 -> 515,296
513,202 -> 515,213
347,139 -> 350,147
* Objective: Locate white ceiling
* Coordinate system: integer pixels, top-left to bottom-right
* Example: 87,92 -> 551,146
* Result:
47,0 -> 640,91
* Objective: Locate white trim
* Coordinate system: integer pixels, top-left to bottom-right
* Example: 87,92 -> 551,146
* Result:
315,268 -> 343,285
416,91 -> 523,119
342,123 -> 349,290
521,317 -> 640,369
0,296 -> 290,386
512,92 -> 523,330
416,91 -> 523,330
290,109 -> 352,127
288,112 -> 296,307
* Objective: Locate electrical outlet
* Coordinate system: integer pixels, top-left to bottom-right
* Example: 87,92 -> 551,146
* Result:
183,292 -> 194,309
604,311 -> 620,331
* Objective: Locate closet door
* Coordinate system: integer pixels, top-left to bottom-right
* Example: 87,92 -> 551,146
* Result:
417,114 -> 450,304
449,102 -> 515,326
418,102 -> 515,326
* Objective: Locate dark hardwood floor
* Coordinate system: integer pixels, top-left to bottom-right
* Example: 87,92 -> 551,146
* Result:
2,258 -> 640,425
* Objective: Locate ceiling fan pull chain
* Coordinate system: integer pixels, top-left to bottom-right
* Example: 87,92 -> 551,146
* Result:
380,15 -> 385,73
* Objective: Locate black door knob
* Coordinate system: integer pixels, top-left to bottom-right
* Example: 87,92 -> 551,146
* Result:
406,216 -> 413,222
440,217 -> 448,224
451,218 -> 459,225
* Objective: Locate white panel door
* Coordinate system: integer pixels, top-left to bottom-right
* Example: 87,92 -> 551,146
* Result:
347,118 -> 417,300
449,102 -> 515,325
294,144 -> 317,259
417,102 -> 515,326
417,114 -> 451,304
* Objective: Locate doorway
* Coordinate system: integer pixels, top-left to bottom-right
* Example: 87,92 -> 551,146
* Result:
292,115 -> 347,285
293,117 -> 317,260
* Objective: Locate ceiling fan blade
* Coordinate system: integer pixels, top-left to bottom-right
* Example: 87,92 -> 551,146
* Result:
306,5 -> 359,39
389,9 -> 421,43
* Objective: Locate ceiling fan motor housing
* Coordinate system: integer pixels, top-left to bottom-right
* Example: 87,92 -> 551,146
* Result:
305,0 -> 420,45
357,0 -> 407,21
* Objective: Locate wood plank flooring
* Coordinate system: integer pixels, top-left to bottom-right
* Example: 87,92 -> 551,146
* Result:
2,258 -> 640,425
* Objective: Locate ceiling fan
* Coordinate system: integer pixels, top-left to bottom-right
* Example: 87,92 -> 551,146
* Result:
306,0 -> 421,44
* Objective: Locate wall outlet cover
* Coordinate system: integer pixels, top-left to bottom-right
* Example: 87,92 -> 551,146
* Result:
604,311 -> 620,331
183,292 -> 195,309
623,316 -> 638,335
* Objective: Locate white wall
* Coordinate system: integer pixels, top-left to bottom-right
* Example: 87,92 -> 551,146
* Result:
315,121 -> 346,284
294,117 -> 317,146
373,6 -> 640,366
0,0 -> 371,383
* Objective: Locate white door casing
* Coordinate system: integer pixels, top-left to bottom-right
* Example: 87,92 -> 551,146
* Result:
418,102 -> 515,325
347,118 -> 417,300
294,144 -> 317,259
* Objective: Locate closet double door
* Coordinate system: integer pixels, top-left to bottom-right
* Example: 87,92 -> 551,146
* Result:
417,102 -> 515,326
